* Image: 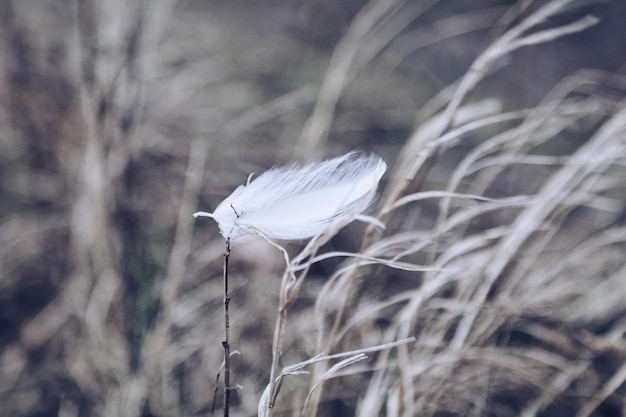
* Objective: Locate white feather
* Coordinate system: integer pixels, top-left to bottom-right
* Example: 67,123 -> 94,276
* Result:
194,151 -> 387,242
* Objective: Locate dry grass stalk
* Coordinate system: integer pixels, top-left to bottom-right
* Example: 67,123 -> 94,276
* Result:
2,1 -> 625,417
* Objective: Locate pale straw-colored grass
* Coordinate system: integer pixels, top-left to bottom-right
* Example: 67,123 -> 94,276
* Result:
2,1 -> 625,417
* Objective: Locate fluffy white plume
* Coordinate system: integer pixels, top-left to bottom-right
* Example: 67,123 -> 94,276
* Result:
194,151 -> 387,242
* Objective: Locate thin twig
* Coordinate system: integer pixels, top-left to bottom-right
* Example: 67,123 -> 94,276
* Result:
222,239 -> 232,417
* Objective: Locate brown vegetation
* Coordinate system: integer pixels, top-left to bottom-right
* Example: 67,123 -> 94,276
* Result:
1,1 -> 625,416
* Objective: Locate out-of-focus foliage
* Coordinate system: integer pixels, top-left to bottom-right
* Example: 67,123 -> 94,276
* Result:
1,1 -> 625,416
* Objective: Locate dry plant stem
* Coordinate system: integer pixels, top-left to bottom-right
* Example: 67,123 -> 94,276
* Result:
222,239 -> 232,417
268,301 -> 288,411
307,256 -> 369,416
297,0 -> 406,156
266,234 -> 334,415
267,260 -> 315,413
381,0 -> 598,221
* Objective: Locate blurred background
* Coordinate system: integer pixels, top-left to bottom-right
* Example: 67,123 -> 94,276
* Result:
1,0 -> 625,416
